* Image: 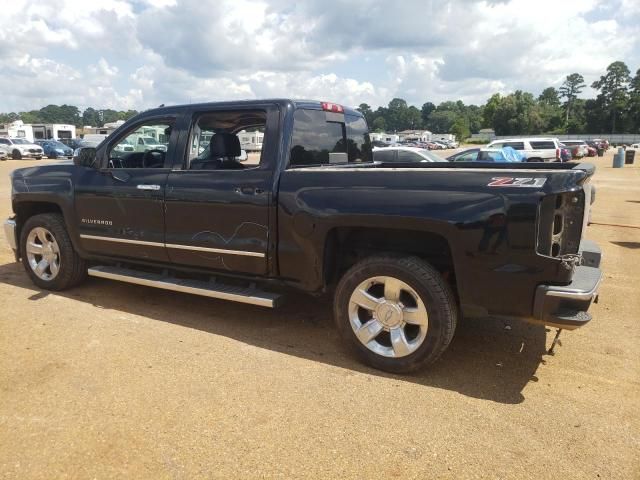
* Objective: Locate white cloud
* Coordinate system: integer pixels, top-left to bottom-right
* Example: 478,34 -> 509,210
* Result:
0,0 -> 638,113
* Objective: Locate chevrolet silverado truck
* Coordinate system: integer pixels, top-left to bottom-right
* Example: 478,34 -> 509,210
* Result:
3,99 -> 602,372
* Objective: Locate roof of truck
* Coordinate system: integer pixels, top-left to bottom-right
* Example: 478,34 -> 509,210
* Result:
138,99 -> 363,118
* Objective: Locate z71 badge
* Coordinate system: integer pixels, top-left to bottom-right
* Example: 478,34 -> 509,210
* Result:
488,177 -> 547,188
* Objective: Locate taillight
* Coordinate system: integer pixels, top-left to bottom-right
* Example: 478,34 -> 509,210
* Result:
321,102 -> 344,113
556,148 -> 560,160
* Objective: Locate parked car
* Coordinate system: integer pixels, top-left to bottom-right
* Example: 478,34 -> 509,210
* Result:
558,144 -> 573,162
447,147 -> 525,162
0,144 -> 9,160
585,145 -> 597,157
561,140 -> 588,158
486,137 -> 562,162
373,146 -> 446,163
0,137 -> 44,159
35,140 -> 74,159
3,99 -> 602,374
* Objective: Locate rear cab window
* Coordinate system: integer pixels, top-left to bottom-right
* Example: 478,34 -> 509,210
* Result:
289,109 -> 372,167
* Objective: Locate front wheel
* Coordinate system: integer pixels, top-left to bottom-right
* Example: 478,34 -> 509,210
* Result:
334,255 -> 457,373
12,149 -> 22,160
20,213 -> 87,291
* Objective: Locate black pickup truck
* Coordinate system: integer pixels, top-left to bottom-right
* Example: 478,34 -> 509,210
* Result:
3,99 -> 602,372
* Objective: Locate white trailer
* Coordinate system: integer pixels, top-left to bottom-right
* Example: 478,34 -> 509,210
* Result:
32,124 -> 76,140
432,133 -> 456,142
238,129 -> 265,151
0,120 -> 35,142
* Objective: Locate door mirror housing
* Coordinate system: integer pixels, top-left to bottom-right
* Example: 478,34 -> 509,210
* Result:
73,147 -> 98,168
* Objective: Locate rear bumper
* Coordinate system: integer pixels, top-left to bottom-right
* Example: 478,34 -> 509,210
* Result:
531,239 -> 602,330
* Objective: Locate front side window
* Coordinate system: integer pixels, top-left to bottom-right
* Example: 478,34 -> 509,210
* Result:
504,142 -> 525,150
107,120 -> 174,168
455,151 -> 478,162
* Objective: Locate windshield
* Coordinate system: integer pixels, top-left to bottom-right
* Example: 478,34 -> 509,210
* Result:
49,141 -> 67,148
11,138 -> 30,144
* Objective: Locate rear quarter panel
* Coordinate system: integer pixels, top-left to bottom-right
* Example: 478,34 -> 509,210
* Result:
277,166 -> 588,318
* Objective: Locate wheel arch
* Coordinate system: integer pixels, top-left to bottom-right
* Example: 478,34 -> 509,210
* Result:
13,201 -> 82,259
322,226 -> 459,299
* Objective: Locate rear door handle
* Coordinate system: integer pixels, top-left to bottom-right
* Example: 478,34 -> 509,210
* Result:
137,184 -> 161,191
234,186 -> 265,195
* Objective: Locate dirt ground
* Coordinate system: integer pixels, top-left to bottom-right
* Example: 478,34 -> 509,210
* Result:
0,152 -> 638,479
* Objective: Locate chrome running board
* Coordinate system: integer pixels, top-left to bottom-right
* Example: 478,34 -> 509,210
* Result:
88,266 -> 282,308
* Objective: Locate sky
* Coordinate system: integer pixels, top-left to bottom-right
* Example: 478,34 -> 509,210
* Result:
0,0 -> 639,113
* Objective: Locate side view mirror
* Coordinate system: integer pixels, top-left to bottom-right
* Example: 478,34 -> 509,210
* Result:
73,147 -> 97,168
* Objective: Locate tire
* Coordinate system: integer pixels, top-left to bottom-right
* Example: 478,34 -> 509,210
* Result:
334,255 -> 457,373
20,213 -> 87,291
527,157 -> 542,162
12,149 -> 22,160
35,156 -> 42,160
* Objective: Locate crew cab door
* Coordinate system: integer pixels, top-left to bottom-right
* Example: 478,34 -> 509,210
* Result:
163,106 -> 279,276
74,116 -> 182,262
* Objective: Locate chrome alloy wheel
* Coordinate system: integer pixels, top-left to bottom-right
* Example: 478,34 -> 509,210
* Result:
25,227 -> 61,281
348,276 -> 429,358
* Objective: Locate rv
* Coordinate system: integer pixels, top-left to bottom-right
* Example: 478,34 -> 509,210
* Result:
0,120 -> 35,142
238,129 -> 265,151
32,124 -> 76,141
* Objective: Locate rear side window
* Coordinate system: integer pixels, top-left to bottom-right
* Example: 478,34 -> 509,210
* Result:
345,115 -> 372,163
289,109 -> 371,166
530,141 -> 556,149
503,142 -> 524,150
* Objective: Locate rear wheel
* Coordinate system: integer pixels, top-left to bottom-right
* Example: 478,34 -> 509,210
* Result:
334,255 -> 457,373
20,213 -> 87,291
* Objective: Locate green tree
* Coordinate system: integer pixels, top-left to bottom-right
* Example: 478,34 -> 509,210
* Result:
371,117 -> 386,132
591,61 -> 631,133
559,73 -> 586,125
629,68 -> 640,132
538,87 -> 563,132
356,103 -> 373,124
421,102 -> 436,125
426,110 -> 457,133
450,117 -> 470,141
483,93 -> 501,128
82,107 -> 100,127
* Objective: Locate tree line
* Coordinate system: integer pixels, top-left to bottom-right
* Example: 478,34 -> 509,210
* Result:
357,61 -> 640,138
1,61 -> 639,138
0,105 -> 139,128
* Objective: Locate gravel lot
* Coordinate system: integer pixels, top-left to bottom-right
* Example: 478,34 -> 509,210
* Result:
0,151 -> 638,479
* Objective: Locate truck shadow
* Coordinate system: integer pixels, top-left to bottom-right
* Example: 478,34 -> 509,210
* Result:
0,262 -> 548,405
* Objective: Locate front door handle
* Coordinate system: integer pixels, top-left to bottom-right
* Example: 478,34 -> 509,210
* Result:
137,184 -> 161,191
